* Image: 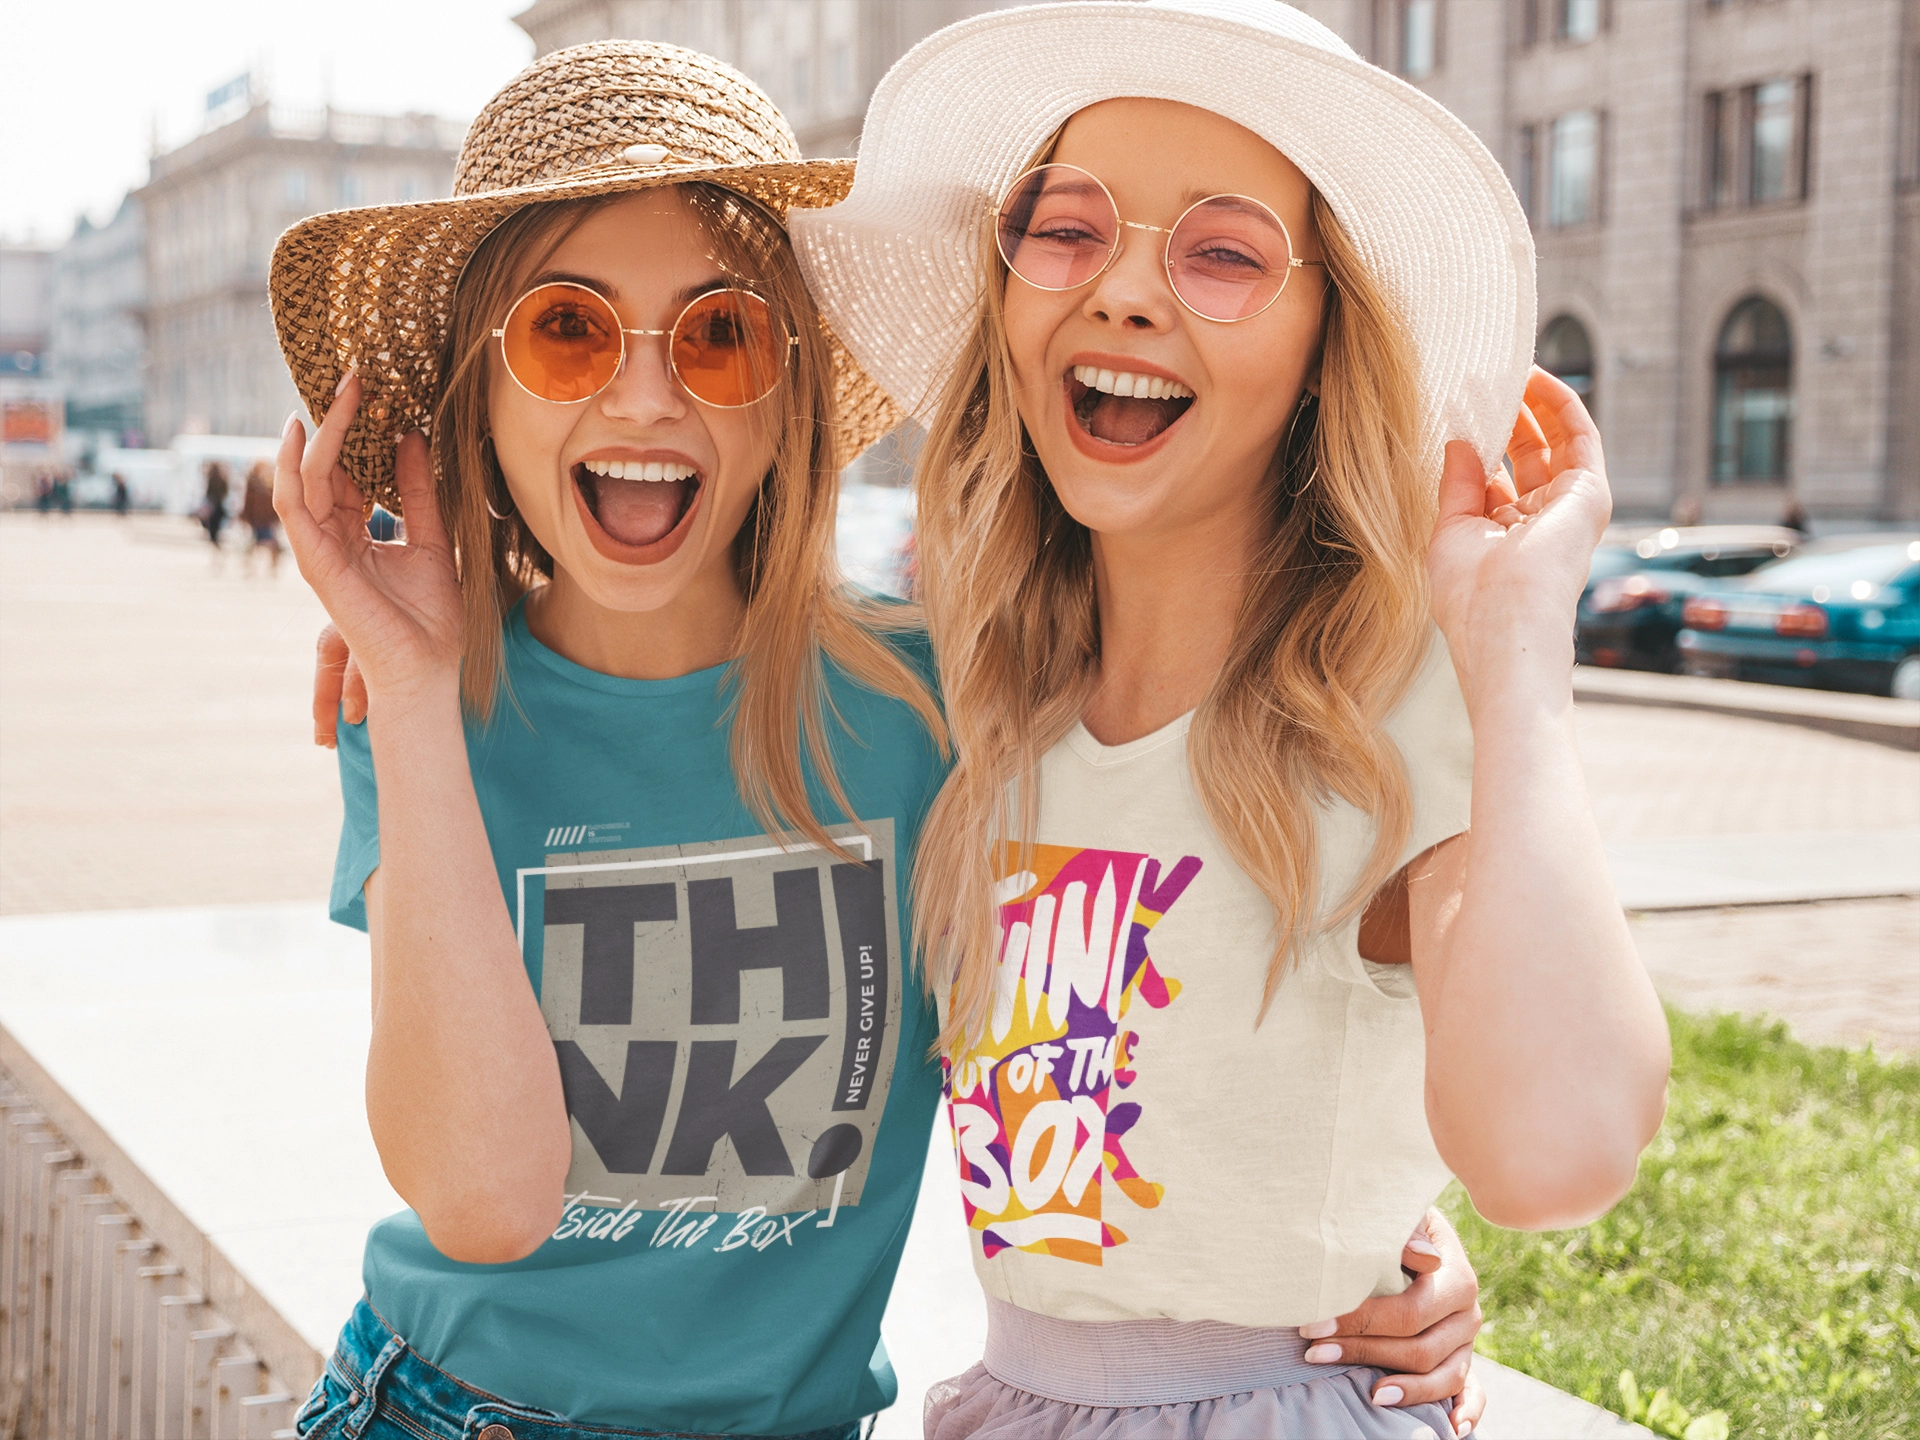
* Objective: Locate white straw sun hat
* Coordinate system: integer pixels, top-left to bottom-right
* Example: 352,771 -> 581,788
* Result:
789,0 -> 1536,475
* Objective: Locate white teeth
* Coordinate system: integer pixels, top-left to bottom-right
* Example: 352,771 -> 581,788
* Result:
1071,364 -> 1194,401
581,459 -> 697,482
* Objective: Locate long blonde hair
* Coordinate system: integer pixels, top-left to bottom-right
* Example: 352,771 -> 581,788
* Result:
913,188 -> 1432,1050
432,185 -> 945,854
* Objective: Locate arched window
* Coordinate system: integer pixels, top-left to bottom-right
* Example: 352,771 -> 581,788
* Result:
1713,296 -> 1793,483
1537,314 -> 1595,420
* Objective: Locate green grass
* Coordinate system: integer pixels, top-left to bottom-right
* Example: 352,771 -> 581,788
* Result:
1440,1008 -> 1920,1440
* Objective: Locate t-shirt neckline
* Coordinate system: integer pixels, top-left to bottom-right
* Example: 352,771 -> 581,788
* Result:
1064,709 -> 1195,767
506,593 -> 735,697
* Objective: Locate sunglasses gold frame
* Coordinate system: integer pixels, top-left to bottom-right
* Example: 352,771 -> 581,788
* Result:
491,281 -> 799,408
990,163 -> 1326,323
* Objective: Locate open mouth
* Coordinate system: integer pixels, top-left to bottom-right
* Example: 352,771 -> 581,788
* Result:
573,458 -> 701,549
1066,364 -> 1195,447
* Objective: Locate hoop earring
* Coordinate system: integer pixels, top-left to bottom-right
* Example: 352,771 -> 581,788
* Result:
1284,391 -> 1320,495
481,437 -> 516,521
486,490 -> 516,522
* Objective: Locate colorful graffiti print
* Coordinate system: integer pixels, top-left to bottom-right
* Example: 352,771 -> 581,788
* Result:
944,844 -> 1201,1266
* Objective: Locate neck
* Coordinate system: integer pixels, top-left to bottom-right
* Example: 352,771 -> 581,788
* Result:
525,557 -> 747,681
1080,491 -> 1268,746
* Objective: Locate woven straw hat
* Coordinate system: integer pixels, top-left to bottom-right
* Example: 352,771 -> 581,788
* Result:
789,0 -> 1536,477
270,41 -> 900,513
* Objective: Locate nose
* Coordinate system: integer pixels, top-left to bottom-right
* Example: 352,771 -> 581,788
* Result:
598,330 -> 689,425
1081,230 -> 1179,333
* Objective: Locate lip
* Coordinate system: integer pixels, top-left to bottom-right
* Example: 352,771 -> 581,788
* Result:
1061,352 -> 1196,465
568,447 -> 707,565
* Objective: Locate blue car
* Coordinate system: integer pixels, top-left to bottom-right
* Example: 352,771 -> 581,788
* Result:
1577,526 -> 1798,672
1677,536 -> 1920,699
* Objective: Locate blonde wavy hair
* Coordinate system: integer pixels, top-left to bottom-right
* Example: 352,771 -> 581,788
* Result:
432,185 -> 944,854
913,186 -> 1433,1050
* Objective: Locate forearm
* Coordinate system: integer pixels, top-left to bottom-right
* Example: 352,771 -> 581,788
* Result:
365,682 -> 570,1261
1419,631 -> 1670,1229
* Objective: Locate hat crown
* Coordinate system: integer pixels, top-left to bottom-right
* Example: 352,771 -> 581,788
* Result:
1143,0 -> 1358,59
453,41 -> 802,198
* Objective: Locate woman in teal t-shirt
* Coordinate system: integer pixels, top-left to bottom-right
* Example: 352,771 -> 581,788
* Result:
272,42 -> 947,1440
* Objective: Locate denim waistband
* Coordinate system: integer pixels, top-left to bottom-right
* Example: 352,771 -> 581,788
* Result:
982,1295 -> 1365,1408
315,1297 -> 860,1440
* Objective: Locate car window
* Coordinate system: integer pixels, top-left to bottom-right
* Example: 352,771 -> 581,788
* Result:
1587,548 -> 1643,582
1738,542 -> 1920,596
1689,551 -> 1778,578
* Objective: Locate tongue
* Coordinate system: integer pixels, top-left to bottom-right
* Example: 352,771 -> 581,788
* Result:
589,476 -> 690,547
1086,394 -> 1182,446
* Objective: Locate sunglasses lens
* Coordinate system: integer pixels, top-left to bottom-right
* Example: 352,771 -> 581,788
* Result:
1166,195 -> 1293,321
996,164 -> 1118,291
671,290 -> 787,407
501,283 -> 624,401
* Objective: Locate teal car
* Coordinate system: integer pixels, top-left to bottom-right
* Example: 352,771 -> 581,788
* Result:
1677,537 -> 1920,699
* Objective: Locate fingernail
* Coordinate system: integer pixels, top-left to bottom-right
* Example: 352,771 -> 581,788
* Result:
1407,1238 -> 1441,1257
1373,1385 -> 1405,1407
1297,1319 -> 1338,1340
335,369 -> 356,396
1303,1344 -> 1342,1364
283,411 -> 302,437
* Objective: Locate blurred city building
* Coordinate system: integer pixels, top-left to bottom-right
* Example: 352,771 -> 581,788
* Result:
49,195 -> 147,447
0,244 -> 61,503
510,0 -> 1021,156
1300,0 -> 1919,523
136,83 -> 465,442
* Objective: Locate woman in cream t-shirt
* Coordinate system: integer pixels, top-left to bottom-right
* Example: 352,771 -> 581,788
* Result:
791,1 -> 1672,1436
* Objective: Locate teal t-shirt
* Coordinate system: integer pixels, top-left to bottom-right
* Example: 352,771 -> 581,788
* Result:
329,599 -> 949,1434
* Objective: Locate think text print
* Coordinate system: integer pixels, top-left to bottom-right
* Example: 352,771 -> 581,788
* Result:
532,822 -> 900,1216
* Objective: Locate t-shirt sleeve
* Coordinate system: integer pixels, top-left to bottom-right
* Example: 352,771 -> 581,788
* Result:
1389,628 -> 1475,867
329,712 -> 381,932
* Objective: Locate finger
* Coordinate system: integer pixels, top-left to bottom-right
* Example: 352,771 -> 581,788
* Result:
1368,1341 -> 1478,1412
303,372 -> 362,519
1451,1369 -> 1487,1437
314,624 -> 349,747
1309,1303 -> 1480,1375
344,652 -> 369,726
274,413 -> 330,560
1399,1211 -> 1446,1276
1507,387 -> 1553,498
390,431 -> 447,554
1523,367 -> 1604,477
1437,440 -> 1493,526
1485,470 -> 1519,512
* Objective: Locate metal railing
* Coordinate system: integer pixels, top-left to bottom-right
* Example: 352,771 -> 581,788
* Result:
0,1068 -> 299,1440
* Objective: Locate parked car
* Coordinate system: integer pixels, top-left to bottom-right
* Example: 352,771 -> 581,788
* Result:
1677,536 -> 1920,698
1576,526 -> 1799,672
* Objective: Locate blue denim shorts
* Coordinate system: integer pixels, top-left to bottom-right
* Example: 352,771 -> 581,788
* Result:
294,1298 -> 864,1440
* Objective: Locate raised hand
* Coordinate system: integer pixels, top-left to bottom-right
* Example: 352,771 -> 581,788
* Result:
273,374 -> 463,710
1427,366 -> 1612,696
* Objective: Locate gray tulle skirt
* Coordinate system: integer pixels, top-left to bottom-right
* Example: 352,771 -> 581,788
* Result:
923,1298 -> 1464,1440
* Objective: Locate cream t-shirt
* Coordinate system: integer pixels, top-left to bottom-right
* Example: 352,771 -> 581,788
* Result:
942,632 -> 1474,1327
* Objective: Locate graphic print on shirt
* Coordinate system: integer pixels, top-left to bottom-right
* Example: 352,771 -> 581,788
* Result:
944,843 -> 1201,1266
524,821 -> 900,1220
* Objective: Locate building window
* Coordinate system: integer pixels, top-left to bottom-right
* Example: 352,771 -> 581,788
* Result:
338,173 -> 364,205
284,169 -> 307,204
1516,123 -> 1538,221
1557,0 -> 1602,43
1549,109 -> 1601,226
1701,75 -> 1813,210
1401,0 -> 1438,79
1519,0 -> 1539,49
1713,296 -> 1793,484
1538,314 -> 1596,420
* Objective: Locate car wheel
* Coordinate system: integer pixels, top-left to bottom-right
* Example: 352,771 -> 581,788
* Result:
1893,655 -> 1920,701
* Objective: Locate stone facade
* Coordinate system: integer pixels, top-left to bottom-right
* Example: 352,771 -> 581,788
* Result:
1297,0 -> 1919,522
49,195 -> 147,442
137,104 -> 463,442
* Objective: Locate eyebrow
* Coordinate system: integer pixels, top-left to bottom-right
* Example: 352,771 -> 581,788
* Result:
1176,190 -> 1285,223
522,271 -> 736,306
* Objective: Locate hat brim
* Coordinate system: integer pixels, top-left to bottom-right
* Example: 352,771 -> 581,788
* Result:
789,0 -> 1536,478
270,157 -> 901,514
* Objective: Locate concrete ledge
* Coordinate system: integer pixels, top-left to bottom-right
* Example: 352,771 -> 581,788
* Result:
1474,1358 -> 1655,1439
1573,666 -> 1920,750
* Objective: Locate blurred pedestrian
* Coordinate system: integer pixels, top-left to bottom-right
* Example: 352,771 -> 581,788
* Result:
1670,494 -> 1703,527
200,461 -> 231,565
52,468 -> 73,517
240,461 -> 283,575
33,470 -> 52,517
111,472 -> 130,518
1779,496 -> 1813,537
